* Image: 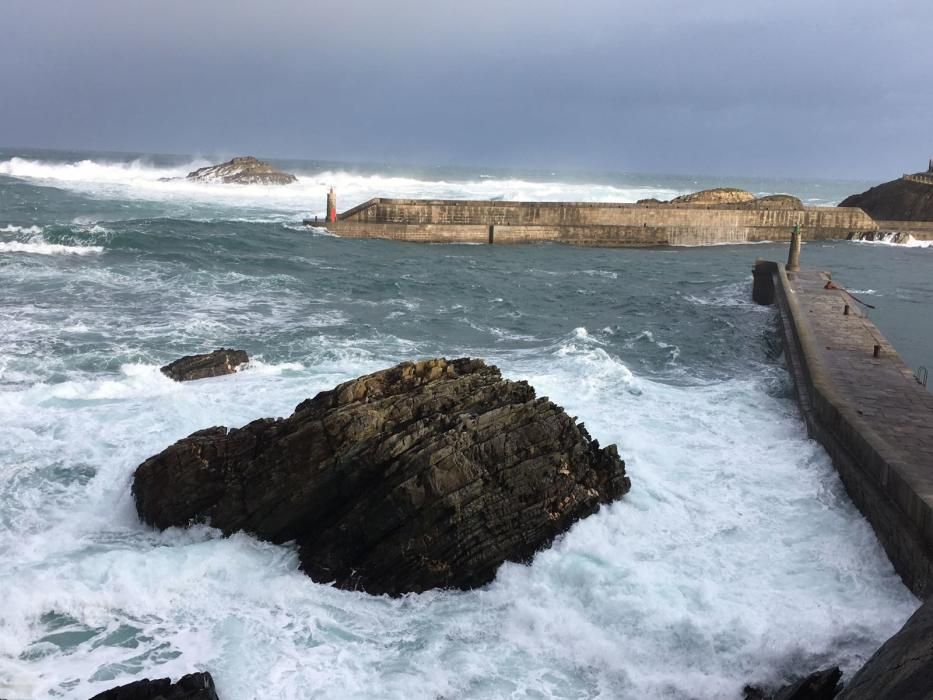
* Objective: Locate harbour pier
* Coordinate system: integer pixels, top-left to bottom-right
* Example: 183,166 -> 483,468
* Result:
304,195 -> 878,247
753,259 -> 933,598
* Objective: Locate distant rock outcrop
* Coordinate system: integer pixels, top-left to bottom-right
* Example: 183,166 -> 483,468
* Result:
743,194 -> 804,210
160,349 -> 249,382
186,156 -> 297,185
89,672 -> 219,700
671,187 -> 756,205
839,169 -> 933,221
134,358 -> 630,596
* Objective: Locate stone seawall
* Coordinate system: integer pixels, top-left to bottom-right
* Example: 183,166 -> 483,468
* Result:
305,198 -> 878,246
753,260 -> 933,599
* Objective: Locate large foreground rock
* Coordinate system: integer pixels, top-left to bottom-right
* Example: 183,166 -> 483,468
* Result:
837,598 -> 933,699
160,349 -> 249,382
134,358 -> 630,595
186,156 -> 297,185
88,672 -> 219,700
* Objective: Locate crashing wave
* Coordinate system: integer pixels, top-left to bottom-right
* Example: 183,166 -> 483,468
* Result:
847,231 -> 932,248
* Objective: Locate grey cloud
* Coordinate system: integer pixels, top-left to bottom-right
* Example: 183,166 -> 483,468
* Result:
1,0 -> 931,179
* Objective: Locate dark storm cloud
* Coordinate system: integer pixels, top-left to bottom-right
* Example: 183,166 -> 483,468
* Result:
1,0 -> 931,178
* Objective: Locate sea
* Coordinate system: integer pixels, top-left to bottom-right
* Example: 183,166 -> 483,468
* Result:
1,149 -> 931,700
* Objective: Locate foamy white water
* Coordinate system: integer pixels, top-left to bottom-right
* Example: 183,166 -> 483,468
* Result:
0,148 -> 924,700
0,156 -> 686,221
0,327 -> 918,699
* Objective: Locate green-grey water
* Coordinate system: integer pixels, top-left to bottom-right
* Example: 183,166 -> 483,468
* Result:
0,149 -> 929,699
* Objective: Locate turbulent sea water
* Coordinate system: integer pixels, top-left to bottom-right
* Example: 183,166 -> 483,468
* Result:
1,149 -> 930,699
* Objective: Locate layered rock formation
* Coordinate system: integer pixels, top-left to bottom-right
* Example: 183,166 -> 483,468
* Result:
134,358 -> 630,595
839,173 -> 933,221
186,157 -> 297,185
89,672 -> 219,700
160,349 -> 249,382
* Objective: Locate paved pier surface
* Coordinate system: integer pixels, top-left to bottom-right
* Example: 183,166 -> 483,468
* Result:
754,261 -> 933,597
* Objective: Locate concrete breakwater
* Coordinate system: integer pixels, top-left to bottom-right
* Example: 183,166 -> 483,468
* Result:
304,197 -> 878,246
753,260 -> 933,599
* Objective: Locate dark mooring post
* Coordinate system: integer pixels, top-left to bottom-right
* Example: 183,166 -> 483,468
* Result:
326,187 -> 337,223
787,224 -> 802,272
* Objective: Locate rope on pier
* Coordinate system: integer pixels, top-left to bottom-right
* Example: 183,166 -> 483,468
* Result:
824,280 -> 877,309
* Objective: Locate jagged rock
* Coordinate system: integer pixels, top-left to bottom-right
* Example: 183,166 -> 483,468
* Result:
88,672 -> 219,700
744,667 -> 842,700
837,598 -> 933,700
671,187 -> 756,205
160,349 -> 249,382
133,358 -> 630,595
186,156 -> 297,185
839,173 -> 933,221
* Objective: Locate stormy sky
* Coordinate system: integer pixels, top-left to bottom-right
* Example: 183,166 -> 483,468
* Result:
2,0 -> 931,179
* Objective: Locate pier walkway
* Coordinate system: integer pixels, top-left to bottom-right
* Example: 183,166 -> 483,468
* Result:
754,261 -> 933,598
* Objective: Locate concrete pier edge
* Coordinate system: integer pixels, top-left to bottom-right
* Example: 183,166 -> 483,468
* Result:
304,197 -> 879,246
754,259 -> 933,599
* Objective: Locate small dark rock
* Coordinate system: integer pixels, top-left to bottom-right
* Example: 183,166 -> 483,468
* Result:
134,357 -> 630,595
744,667 -> 841,700
160,349 -> 249,382
775,667 -> 842,700
87,671 -> 219,700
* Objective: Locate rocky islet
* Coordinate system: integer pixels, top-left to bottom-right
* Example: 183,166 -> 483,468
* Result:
134,357 -> 631,596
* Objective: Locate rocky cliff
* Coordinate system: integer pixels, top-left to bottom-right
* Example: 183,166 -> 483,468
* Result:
186,157 -> 297,185
133,358 -> 630,596
839,176 -> 933,221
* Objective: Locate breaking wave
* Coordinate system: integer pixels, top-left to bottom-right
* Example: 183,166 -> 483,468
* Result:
0,156 -> 686,222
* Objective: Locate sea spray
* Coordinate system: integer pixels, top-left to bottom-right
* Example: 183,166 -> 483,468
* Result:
1,148 -> 928,699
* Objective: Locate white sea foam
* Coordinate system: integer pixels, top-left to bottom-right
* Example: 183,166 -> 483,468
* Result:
0,225 -> 44,235
0,213 -> 922,700
849,233 -> 932,248
0,156 -> 688,221
0,239 -> 103,256
0,323 -> 919,699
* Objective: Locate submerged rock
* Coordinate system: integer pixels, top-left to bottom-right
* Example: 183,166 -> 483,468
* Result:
160,349 -> 249,382
134,358 -> 630,595
88,671 -> 219,700
186,156 -> 297,185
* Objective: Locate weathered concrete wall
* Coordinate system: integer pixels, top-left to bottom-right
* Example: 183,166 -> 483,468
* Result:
306,198 -> 878,246
753,260 -> 933,599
